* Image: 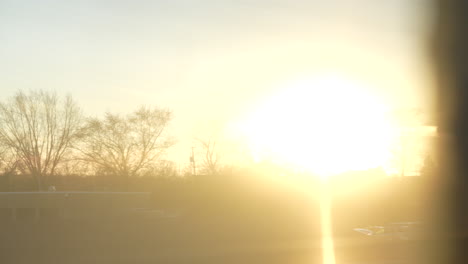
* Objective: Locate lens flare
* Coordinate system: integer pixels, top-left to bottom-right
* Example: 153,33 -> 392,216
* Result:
319,180 -> 336,264
240,74 -> 396,177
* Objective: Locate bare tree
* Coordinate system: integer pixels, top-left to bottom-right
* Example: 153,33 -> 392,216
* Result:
0,91 -> 83,190
78,106 -> 173,178
196,138 -> 220,175
0,144 -> 18,173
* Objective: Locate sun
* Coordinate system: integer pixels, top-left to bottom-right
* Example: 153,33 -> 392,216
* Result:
240,74 -> 395,178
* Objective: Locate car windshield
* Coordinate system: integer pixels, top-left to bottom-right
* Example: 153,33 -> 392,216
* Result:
1,1 -> 467,264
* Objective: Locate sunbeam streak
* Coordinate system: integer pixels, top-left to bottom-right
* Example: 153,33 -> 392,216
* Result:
320,180 -> 336,264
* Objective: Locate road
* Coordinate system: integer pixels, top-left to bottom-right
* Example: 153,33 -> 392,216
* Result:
0,213 -> 420,264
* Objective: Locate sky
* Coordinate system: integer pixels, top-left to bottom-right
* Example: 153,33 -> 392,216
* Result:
0,0 -> 434,168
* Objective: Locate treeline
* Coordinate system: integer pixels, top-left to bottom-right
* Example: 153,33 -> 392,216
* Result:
0,90 -> 173,190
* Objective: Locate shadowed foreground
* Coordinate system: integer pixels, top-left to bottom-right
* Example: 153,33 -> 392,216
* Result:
0,173 -> 424,264
0,209 -> 419,264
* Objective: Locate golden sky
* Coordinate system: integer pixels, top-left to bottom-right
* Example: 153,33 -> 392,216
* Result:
0,0 -> 434,170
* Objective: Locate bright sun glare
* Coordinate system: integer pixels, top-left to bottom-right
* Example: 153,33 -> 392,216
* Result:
241,74 -> 395,177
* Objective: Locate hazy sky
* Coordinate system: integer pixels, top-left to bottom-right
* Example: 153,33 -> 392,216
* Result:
0,0 -> 433,166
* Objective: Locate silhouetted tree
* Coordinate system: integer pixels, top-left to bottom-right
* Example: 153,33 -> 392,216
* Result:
0,91 -> 83,190
78,106 -> 173,179
196,138 -> 220,175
